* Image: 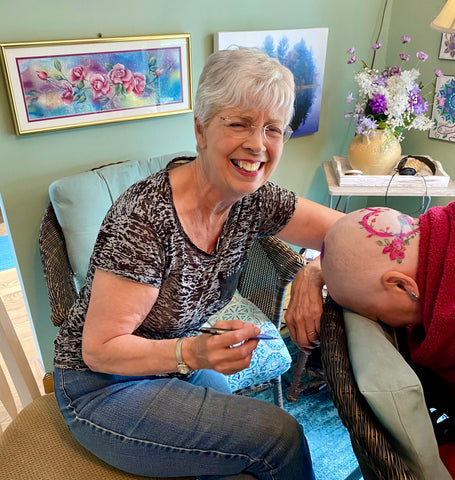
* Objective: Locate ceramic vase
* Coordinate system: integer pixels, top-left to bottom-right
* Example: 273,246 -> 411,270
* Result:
347,130 -> 402,175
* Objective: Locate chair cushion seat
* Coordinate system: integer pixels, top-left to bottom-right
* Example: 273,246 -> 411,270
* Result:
0,393 -> 193,480
344,309 -> 451,480
204,292 -> 291,392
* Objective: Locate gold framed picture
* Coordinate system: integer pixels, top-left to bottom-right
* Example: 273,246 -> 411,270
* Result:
0,34 -> 192,135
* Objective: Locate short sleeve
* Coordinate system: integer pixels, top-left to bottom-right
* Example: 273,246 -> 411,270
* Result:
91,190 -> 165,288
255,182 -> 297,237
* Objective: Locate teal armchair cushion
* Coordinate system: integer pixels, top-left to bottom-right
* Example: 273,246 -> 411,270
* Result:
49,152 -> 194,290
344,310 -> 451,480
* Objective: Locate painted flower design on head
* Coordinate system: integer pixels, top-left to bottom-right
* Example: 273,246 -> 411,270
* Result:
359,207 -> 420,263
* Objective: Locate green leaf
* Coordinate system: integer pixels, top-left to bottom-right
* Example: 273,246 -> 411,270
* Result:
149,56 -> 156,67
54,59 -> 62,71
105,63 -> 113,71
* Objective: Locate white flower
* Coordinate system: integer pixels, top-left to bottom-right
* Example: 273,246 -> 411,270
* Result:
409,115 -> 433,131
345,39 -> 436,142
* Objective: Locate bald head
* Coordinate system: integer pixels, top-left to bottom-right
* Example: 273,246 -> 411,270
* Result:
321,207 -> 421,325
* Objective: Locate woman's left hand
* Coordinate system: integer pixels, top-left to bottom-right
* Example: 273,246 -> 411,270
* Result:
285,256 -> 324,353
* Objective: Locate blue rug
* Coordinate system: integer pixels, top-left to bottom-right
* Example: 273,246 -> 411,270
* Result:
252,335 -> 362,480
0,235 -> 15,271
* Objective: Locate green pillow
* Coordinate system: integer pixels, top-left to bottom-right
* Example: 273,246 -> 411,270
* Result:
344,309 -> 451,480
49,152 -> 195,290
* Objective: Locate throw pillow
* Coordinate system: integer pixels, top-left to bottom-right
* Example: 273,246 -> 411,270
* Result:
203,291 -> 291,393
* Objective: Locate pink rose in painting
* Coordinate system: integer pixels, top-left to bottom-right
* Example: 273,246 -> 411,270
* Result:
36,71 -> 48,81
132,73 -> 146,96
90,74 -> 111,99
155,68 -> 164,78
61,84 -> 74,105
108,63 -> 134,90
70,66 -> 87,83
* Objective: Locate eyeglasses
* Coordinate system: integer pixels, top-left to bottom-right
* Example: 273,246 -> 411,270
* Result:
219,116 -> 293,144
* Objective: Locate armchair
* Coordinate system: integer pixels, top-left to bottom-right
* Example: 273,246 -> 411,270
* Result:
320,297 -> 451,480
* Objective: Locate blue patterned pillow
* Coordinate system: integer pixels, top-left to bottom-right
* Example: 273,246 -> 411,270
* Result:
203,291 -> 292,392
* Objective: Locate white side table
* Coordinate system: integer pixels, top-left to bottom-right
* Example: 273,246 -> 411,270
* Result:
323,161 -> 455,212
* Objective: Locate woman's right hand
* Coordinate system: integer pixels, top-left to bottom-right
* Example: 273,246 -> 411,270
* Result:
186,320 -> 261,375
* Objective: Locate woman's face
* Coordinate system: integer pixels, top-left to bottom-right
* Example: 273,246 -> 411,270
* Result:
195,108 -> 287,198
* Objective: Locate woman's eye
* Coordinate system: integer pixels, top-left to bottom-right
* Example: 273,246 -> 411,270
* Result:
229,121 -> 248,128
265,125 -> 283,136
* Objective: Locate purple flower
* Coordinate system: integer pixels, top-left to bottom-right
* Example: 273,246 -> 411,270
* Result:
434,68 -> 444,77
356,117 -> 379,136
416,51 -> 429,62
346,92 -> 354,104
399,53 -> 410,61
372,42 -> 382,51
348,55 -> 357,64
384,66 -> 402,77
408,85 -> 428,115
413,97 -> 428,115
369,93 -> 387,114
401,35 -> 411,44
346,47 -> 355,55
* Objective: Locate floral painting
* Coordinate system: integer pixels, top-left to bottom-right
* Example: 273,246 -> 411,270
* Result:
21,49 -> 181,119
0,35 -> 192,135
439,33 -> 455,60
429,75 -> 455,142
215,29 -> 328,138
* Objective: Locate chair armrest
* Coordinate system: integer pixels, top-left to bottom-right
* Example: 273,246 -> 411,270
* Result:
237,236 -> 304,330
319,297 -> 418,480
39,203 -> 77,327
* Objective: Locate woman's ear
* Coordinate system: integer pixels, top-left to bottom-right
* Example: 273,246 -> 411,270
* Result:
381,270 -> 419,299
194,117 -> 207,149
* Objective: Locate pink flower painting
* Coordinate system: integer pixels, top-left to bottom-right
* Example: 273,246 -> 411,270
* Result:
17,46 -> 183,121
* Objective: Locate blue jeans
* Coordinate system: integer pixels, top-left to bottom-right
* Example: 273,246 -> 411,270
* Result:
54,367 -> 315,479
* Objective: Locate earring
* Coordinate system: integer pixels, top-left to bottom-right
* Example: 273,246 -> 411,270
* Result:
406,289 -> 419,302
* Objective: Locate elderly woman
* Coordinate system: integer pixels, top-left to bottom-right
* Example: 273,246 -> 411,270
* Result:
53,47 -> 342,479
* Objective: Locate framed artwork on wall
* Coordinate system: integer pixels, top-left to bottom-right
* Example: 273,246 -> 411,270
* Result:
214,28 -> 328,138
429,75 -> 455,142
439,33 -> 455,60
0,34 -> 192,135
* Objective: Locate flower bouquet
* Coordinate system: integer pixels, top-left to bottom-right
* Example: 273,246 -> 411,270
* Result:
344,36 -> 443,175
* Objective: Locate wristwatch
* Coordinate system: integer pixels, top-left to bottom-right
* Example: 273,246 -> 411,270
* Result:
175,337 -> 192,375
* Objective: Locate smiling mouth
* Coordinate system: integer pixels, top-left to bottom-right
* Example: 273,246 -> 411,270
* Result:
231,159 -> 263,172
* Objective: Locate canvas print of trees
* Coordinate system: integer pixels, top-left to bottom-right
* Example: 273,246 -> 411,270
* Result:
215,28 -> 329,138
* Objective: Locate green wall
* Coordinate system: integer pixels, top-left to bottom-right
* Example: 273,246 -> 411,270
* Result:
0,0 -> 449,371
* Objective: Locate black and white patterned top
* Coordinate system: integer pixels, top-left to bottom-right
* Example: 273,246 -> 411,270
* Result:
54,158 -> 297,371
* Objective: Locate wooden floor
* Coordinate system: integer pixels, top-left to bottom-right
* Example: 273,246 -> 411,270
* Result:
0,224 -> 45,431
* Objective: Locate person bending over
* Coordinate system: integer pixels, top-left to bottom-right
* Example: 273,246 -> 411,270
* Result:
320,204 -> 455,476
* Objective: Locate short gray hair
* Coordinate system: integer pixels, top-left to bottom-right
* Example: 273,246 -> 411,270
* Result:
194,47 -> 295,128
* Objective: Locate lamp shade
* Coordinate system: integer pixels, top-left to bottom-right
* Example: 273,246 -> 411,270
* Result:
431,0 -> 455,33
